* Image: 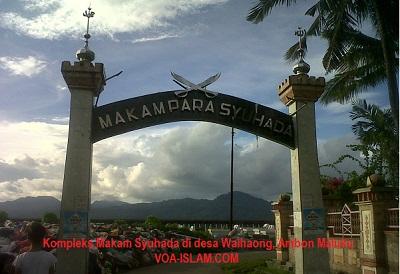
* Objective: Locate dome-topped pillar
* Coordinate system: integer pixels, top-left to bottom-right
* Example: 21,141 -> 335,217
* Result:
57,8 -> 105,274
276,28 -> 330,274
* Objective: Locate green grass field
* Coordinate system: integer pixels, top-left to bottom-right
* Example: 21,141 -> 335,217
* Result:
221,252 -> 291,274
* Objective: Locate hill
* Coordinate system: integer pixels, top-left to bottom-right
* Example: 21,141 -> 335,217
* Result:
0,192 -> 273,222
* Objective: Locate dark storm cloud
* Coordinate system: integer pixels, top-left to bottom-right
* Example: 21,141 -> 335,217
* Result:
0,156 -> 41,182
91,123 -> 363,203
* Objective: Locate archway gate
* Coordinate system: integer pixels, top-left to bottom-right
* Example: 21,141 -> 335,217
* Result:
92,86 -> 294,147
57,60 -> 329,274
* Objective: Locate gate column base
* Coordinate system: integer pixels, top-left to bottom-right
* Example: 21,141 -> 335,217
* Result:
272,195 -> 292,264
353,180 -> 397,274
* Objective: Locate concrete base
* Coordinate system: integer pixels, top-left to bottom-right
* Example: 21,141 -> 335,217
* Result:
362,265 -> 387,274
56,249 -> 88,273
277,249 -> 289,263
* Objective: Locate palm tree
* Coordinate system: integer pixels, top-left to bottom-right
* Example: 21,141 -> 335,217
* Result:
319,100 -> 398,185
350,100 -> 398,184
247,0 -> 399,126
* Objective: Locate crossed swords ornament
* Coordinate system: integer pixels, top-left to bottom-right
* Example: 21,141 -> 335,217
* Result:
171,72 -> 221,98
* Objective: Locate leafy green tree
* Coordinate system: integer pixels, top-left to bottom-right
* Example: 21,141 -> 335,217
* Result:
0,210 -> 8,226
42,212 -> 58,224
145,215 -> 162,229
350,100 -> 398,184
164,223 -> 179,231
320,101 -> 398,186
113,219 -> 129,230
247,0 -> 399,126
114,219 -> 127,226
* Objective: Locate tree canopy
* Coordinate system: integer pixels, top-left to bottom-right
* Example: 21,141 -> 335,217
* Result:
42,212 -> 59,224
247,0 -> 399,126
320,101 -> 398,190
0,210 -> 9,226
145,215 -> 162,229
350,100 -> 398,184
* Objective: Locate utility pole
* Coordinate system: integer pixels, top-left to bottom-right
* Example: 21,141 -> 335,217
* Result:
230,127 -> 234,231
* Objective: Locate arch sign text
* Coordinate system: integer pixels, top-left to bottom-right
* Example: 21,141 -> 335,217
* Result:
92,73 -> 294,148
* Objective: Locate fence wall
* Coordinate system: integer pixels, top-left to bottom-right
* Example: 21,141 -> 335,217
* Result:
284,201 -> 399,274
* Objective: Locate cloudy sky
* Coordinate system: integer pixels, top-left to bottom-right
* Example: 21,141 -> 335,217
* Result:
0,0 -> 389,203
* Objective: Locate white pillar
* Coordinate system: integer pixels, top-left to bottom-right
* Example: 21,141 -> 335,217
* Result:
57,61 -> 105,274
278,74 -> 330,274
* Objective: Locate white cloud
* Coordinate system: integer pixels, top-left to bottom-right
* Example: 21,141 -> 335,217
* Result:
21,0 -> 59,12
0,179 -> 62,202
132,34 -> 180,44
0,156 -> 41,182
0,120 -> 363,203
318,135 -> 363,177
0,0 -> 228,40
358,91 -> 380,100
325,102 -> 352,114
0,121 -> 67,161
0,56 -> 47,77
50,117 -> 69,124
56,85 -> 67,91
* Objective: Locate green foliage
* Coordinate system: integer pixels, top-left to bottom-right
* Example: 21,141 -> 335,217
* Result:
320,101 -> 398,199
144,215 -> 162,229
320,152 -> 368,201
345,171 -> 368,190
247,0 -> 399,125
114,219 -> 127,225
222,257 -> 290,274
321,173 -> 366,203
247,0 -> 398,65
247,0 -> 297,24
113,219 -> 129,230
130,221 -> 146,228
350,100 -> 398,184
321,176 -> 353,202
342,102 -> 394,175
0,210 -> 8,225
320,153 -> 367,177
164,223 -> 179,230
42,212 -> 58,224
321,30 -> 388,105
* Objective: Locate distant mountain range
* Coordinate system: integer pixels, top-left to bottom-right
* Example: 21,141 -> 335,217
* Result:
0,191 -> 273,222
